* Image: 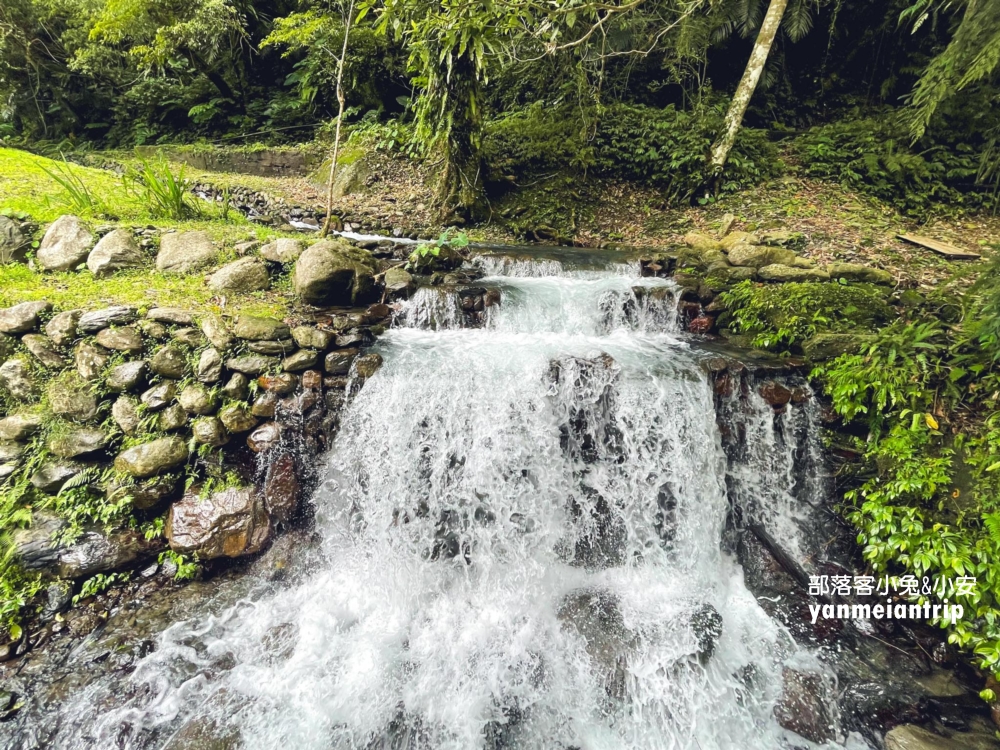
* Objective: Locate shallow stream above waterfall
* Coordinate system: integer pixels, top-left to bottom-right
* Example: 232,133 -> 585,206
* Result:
3,249 -> 899,749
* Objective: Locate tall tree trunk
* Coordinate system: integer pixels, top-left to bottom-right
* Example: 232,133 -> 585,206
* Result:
707,0 -> 788,185
320,0 -> 356,237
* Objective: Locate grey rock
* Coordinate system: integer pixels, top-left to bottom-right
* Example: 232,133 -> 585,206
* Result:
157,403 -> 188,431
147,307 -> 194,325
36,215 -> 93,272
111,396 -> 141,435
201,314 -> 234,351
384,267 -> 415,299
0,462 -> 17,484
0,215 -> 28,263
292,240 -> 379,306
167,487 -> 271,560
45,310 -> 81,347
31,461 -> 83,494
106,360 -> 147,392
221,372 -> 249,401
139,320 -> 168,340
48,427 -> 109,458
179,384 -> 216,415
95,326 -> 143,352
53,527 -> 160,579
22,334 -> 67,368
196,348 -> 223,383
208,258 -> 271,293
0,301 -> 52,334
41,581 -> 73,622
232,315 -> 290,341
11,513 -> 67,569
0,441 -> 25,464
0,413 -> 43,442
291,326 -> 333,350
150,345 -> 188,378
75,341 -> 110,380
87,228 -> 145,277
170,327 -> 206,348
225,355 -> 278,376
107,474 -> 179,511
0,359 -> 36,400
156,231 -> 217,273
48,376 -> 98,421
324,349 -> 358,375
78,306 -> 138,334
247,338 -> 296,356
259,238 -> 303,264
335,329 -> 372,348
191,417 -> 228,447
282,349 -> 319,372
218,404 -> 257,433
140,381 -> 177,411
726,244 -> 799,269
758,264 -> 831,283
115,436 -> 189,478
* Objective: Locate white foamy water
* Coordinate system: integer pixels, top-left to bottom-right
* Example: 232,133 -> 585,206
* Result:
28,254 -> 858,750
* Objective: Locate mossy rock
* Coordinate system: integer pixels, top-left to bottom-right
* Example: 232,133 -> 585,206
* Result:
802,332 -> 874,360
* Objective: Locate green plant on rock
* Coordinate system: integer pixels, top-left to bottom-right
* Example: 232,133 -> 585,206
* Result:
158,550 -> 199,580
72,571 -> 130,605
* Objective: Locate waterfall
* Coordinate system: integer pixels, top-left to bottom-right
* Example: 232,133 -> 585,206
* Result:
21,253 -> 863,750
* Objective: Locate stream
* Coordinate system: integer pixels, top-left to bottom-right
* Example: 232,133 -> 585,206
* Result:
3,250 -> 873,749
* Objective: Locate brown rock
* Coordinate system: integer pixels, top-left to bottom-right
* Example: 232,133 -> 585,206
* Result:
759,381 -> 792,407
264,454 -> 299,524
167,488 -> 272,560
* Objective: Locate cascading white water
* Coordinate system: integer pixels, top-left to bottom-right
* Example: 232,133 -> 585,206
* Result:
38,254 -> 855,750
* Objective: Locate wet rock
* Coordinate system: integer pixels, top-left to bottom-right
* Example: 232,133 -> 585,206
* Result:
196,348 -> 224,383
167,487 -> 271,559
264,453 -> 299,524
774,667 -> 837,744
0,301 -> 51,334
201,313 -> 234,351
221,372 -> 249,401
106,360 -> 147,392
0,215 -> 28,263
208,258 -> 271,293
759,381 -> 792,407
49,376 -> 98,421
107,474 -> 179,511
37,215 -> 93,271
384,267 -> 416,299
179,384 -> 217,415
301,369 -> 323,390
884,724 -> 996,750
690,604 -> 723,662
292,239 -> 379,306
758,264 -> 830,283
826,262 -> 894,286
225,355 -> 278,376
45,310 -> 81,347
171,327 -> 206,348
147,307 -> 194,326
12,513 -> 68,569
251,392 -> 277,418
75,341 -> 110,380
41,581 -> 72,622
157,403 -> 188,431
686,316 -> 714,335
354,352 -> 384,379
291,326 -> 333,350
282,349 -> 319,372
87,228 -> 145,277
557,589 -> 636,700
141,381 -> 177,411
232,315 -> 290,341
0,413 -> 43,441
112,396 -> 141,435
48,427 -> 108,458
150,345 -> 188,378
246,338 -> 296,356
56,526 -> 161,579
191,417 -> 228,447
78,305 -> 138,333
95,326 -> 143,352
324,349 -> 358,375
22,334 -> 67,368
157,230 -> 217,273
258,373 -> 298,395
334,328 -> 373,348
218,404 -> 257,433
0,359 -> 36,400
115,436 -> 189,478
247,422 -> 280,453
259,238 -> 303,264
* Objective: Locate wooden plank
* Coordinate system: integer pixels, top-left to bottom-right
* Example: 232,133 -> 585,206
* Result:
897,233 -> 981,260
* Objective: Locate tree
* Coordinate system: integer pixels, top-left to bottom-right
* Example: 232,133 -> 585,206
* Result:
321,0 -> 356,236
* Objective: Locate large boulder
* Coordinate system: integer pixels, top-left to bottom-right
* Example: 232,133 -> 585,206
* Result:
111,396 -> 141,435
825,262 -> 894,286
196,347 -> 223,383
264,453 -> 299,523
0,216 -> 28,264
0,301 -> 51,335
106,360 -> 147,392
115,437 -> 189,478
292,240 -> 378,306
208,258 -> 271,293
36,215 -> 93,272
758,264 -> 831,283
156,231 -> 217,273
259,238 -> 303,264
30,461 -> 83,494
166,487 -> 272,559
87,229 -> 146,277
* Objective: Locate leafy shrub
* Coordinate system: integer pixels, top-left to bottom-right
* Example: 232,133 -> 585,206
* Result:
719,280 -> 892,350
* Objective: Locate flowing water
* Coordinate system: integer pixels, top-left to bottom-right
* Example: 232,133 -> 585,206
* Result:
10,251 -> 861,750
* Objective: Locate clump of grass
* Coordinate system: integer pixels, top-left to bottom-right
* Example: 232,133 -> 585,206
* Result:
124,155 -> 200,220
40,157 -> 112,217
